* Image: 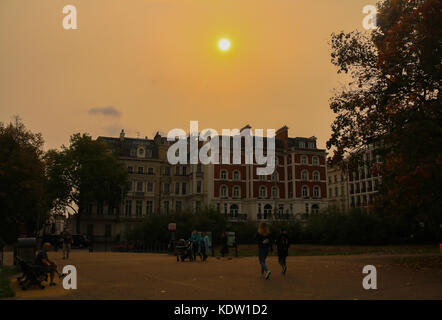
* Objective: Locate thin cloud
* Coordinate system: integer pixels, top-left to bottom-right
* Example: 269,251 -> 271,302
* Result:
88,106 -> 121,117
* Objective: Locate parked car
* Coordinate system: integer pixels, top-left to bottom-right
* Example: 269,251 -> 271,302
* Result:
72,234 -> 90,248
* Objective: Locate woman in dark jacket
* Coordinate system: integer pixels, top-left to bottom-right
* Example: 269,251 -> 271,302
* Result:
256,222 -> 272,279
275,228 -> 290,275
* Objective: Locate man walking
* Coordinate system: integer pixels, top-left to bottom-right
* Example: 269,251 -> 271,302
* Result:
61,228 -> 73,260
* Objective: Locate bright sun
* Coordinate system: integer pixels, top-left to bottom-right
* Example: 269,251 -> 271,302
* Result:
218,38 -> 231,51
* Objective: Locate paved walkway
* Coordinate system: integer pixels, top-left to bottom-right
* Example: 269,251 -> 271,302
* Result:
8,251 -> 442,300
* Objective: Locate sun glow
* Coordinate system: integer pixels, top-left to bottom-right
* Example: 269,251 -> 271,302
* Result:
218,38 -> 231,51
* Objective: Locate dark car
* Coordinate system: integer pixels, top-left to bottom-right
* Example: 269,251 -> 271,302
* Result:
72,234 -> 90,248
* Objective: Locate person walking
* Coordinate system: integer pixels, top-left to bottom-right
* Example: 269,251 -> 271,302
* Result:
189,230 -> 200,262
61,228 -> 73,260
256,222 -> 272,279
220,232 -> 229,258
199,231 -> 210,262
275,228 -> 290,275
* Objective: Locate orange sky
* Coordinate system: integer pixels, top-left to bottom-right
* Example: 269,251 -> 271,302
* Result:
0,0 -> 376,150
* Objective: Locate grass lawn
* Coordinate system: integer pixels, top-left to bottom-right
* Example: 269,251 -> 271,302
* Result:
0,266 -> 15,298
211,244 -> 440,257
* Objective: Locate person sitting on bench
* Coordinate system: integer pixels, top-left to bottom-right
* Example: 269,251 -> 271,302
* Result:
36,242 -> 66,286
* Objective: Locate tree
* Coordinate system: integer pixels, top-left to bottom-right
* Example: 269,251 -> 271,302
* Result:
327,0 -> 441,234
46,133 -> 128,233
0,117 -> 49,244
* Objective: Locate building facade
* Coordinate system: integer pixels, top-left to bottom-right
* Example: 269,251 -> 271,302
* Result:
74,126 -> 328,241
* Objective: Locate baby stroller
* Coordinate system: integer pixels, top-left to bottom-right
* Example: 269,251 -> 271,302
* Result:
15,256 -> 48,290
175,239 -> 194,262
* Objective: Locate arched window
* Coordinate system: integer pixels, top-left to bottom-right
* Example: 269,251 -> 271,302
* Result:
312,156 -> 319,165
301,155 -> 308,164
221,185 -> 228,198
272,171 -> 278,181
259,186 -> 267,198
230,204 -> 239,216
301,170 -> 308,181
302,186 -> 309,198
313,186 -> 320,198
221,170 -> 227,180
313,171 -> 320,181
312,204 -> 319,214
233,171 -> 240,180
233,186 -> 240,198
264,204 -> 272,218
272,186 -> 279,198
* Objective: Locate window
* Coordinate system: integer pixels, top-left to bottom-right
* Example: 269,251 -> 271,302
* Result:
341,186 -> 345,196
302,186 -> 309,198
97,202 -> 103,215
164,183 -> 170,193
314,186 -> 320,198
137,167 -> 144,174
264,204 -> 272,218
258,203 -> 262,214
221,170 -> 227,179
308,142 -> 315,149
176,166 -> 180,176
259,186 -> 267,198
305,203 -> 309,214
176,201 -> 182,213
299,141 -> 305,148
233,186 -> 240,198
259,174 -> 267,181
313,171 -> 320,181
230,204 -> 239,216
147,182 -> 153,192
329,188 -> 332,198
223,203 -> 228,214
233,171 -> 240,180
125,200 -> 132,216
182,167 -> 187,176
146,200 -> 153,215
196,181 -> 202,193
301,170 -> 308,181
272,171 -> 278,181
328,176 -> 332,183
312,156 -> 319,165
175,182 -> 180,195
105,224 -> 112,237
182,183 -> 187,195
272,186 -> 278,198
334,175 -> 338,183
335,187 -> 338,197
136,200 -> 142,217
128,166 -> 133,173
127,181 -> 132,192
136,181 -> 143,192
164,167 -> 170,176
164,201 -> 169,214
312,204 -> 319,214
278,204 -> 284,214
148,167 -> 154,175
221,185 -> 228,198
197,164 -> 202,173
301,155 -> 308,164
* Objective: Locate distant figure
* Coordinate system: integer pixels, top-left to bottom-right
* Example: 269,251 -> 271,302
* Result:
275,228 -> 290,275
256,222 -> 272,280
189,230 -> 200,261
61,228 -> 73,260
36,242 -> 66,286
220,232 -> 229,258
199,232 -> 210,262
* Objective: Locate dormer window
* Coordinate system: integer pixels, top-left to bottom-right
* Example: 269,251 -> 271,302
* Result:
299,142 -> 305,148
138,148 -> 145,157
308,142 -> 315,149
